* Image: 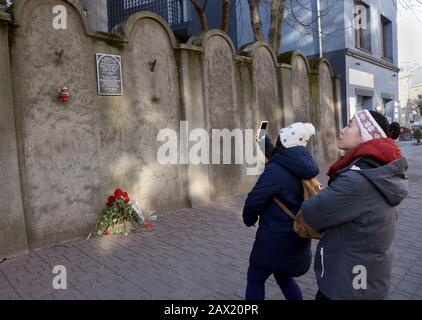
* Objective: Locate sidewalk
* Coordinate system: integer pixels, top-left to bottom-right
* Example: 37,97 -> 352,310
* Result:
0,141 -> 421,300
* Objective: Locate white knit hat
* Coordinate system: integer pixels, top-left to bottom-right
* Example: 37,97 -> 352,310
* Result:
279,122 -> 316,148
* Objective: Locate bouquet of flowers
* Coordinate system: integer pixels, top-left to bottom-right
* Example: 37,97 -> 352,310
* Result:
130,201 -> 157,230
88,188 -> 157,239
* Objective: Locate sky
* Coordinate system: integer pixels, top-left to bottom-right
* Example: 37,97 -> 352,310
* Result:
398,1 -> 422,67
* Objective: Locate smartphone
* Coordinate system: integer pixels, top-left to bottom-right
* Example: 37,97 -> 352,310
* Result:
260,121 -> 268,131
257,121 -> 269,141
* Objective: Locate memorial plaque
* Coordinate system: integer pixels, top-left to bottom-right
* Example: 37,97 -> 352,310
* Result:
96,53 -> 123,95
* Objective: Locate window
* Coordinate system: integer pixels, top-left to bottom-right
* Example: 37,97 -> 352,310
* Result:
381,15 -> 393,60
354,1 -> 371,52
356,95 -> 373,112
124,0 -> 153,10
382,98 -> 392,117
108,0 -> 189,31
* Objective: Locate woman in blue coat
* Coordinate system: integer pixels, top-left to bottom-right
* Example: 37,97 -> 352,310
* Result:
243,122 -> 319,300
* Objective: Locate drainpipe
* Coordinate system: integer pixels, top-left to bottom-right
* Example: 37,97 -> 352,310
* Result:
316,0 -> 323,58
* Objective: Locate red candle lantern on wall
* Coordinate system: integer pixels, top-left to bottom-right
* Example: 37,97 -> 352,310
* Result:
59,86 -> 70,103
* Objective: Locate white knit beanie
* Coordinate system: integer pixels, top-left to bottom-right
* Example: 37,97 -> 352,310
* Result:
279,122 -> 316,148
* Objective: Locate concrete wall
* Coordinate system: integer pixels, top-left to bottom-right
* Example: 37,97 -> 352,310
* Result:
310,59 -> 343,170
79,0 -> 108,32
0,11 -> 28,259
279,51 -> 342,162
0,0 -> 341,258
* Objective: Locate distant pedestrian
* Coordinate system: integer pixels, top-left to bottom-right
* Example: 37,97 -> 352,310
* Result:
243,122 -> 319,300
300,110 -> 408,300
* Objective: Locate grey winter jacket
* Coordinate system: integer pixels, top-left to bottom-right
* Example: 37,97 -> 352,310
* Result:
301,157 -> 408,300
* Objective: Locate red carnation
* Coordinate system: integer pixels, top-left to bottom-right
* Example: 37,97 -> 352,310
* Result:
107,195 -> 116,207
114,188 -> 129,202
144,221 -> 153,230
123,191 -> 129,202
104,231 -> 110,236
114,188 -> 124,198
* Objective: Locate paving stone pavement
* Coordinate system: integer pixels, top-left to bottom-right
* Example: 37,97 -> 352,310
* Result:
0,141 -> 421,300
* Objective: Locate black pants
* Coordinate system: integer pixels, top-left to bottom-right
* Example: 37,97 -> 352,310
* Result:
315,290 -> 331,300
245,265 -> 303,300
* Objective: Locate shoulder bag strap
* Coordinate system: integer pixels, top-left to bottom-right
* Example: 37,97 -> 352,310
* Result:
272,197 -> 296,220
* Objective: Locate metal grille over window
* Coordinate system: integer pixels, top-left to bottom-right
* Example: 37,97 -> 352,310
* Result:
108,0 -> 188,32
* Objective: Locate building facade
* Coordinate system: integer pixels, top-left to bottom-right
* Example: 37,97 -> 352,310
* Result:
276,0 -> 400,126
399,66 -> 422,127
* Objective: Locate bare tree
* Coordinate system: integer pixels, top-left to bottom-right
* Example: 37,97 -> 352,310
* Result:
276,0 -> 287,51
188,0 -> 282,47
268,0 -> 280,48
222,0 -> 230,32
268,0 -> 286,50
191,0 -> 209,31
247,0 -> 335,53
190,0 -> 232,33
248,0 -> 264,41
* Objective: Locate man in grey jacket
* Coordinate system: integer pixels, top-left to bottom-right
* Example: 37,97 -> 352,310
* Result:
301,110 -> 408,300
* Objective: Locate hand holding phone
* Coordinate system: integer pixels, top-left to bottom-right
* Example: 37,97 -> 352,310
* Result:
256,121 -> 268,142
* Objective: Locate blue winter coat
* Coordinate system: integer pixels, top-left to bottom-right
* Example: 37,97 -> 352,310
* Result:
243,138 -> 319,275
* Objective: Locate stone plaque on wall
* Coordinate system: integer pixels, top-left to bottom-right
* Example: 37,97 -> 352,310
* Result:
96,53 -> 123,95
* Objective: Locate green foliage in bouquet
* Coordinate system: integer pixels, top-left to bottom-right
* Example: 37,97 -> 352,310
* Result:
94,188 -> 140,237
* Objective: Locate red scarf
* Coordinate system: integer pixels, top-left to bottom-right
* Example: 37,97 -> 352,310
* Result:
327,138 -> 403,177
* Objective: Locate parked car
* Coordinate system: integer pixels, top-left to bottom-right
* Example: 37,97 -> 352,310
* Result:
411,122 -> 422,129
